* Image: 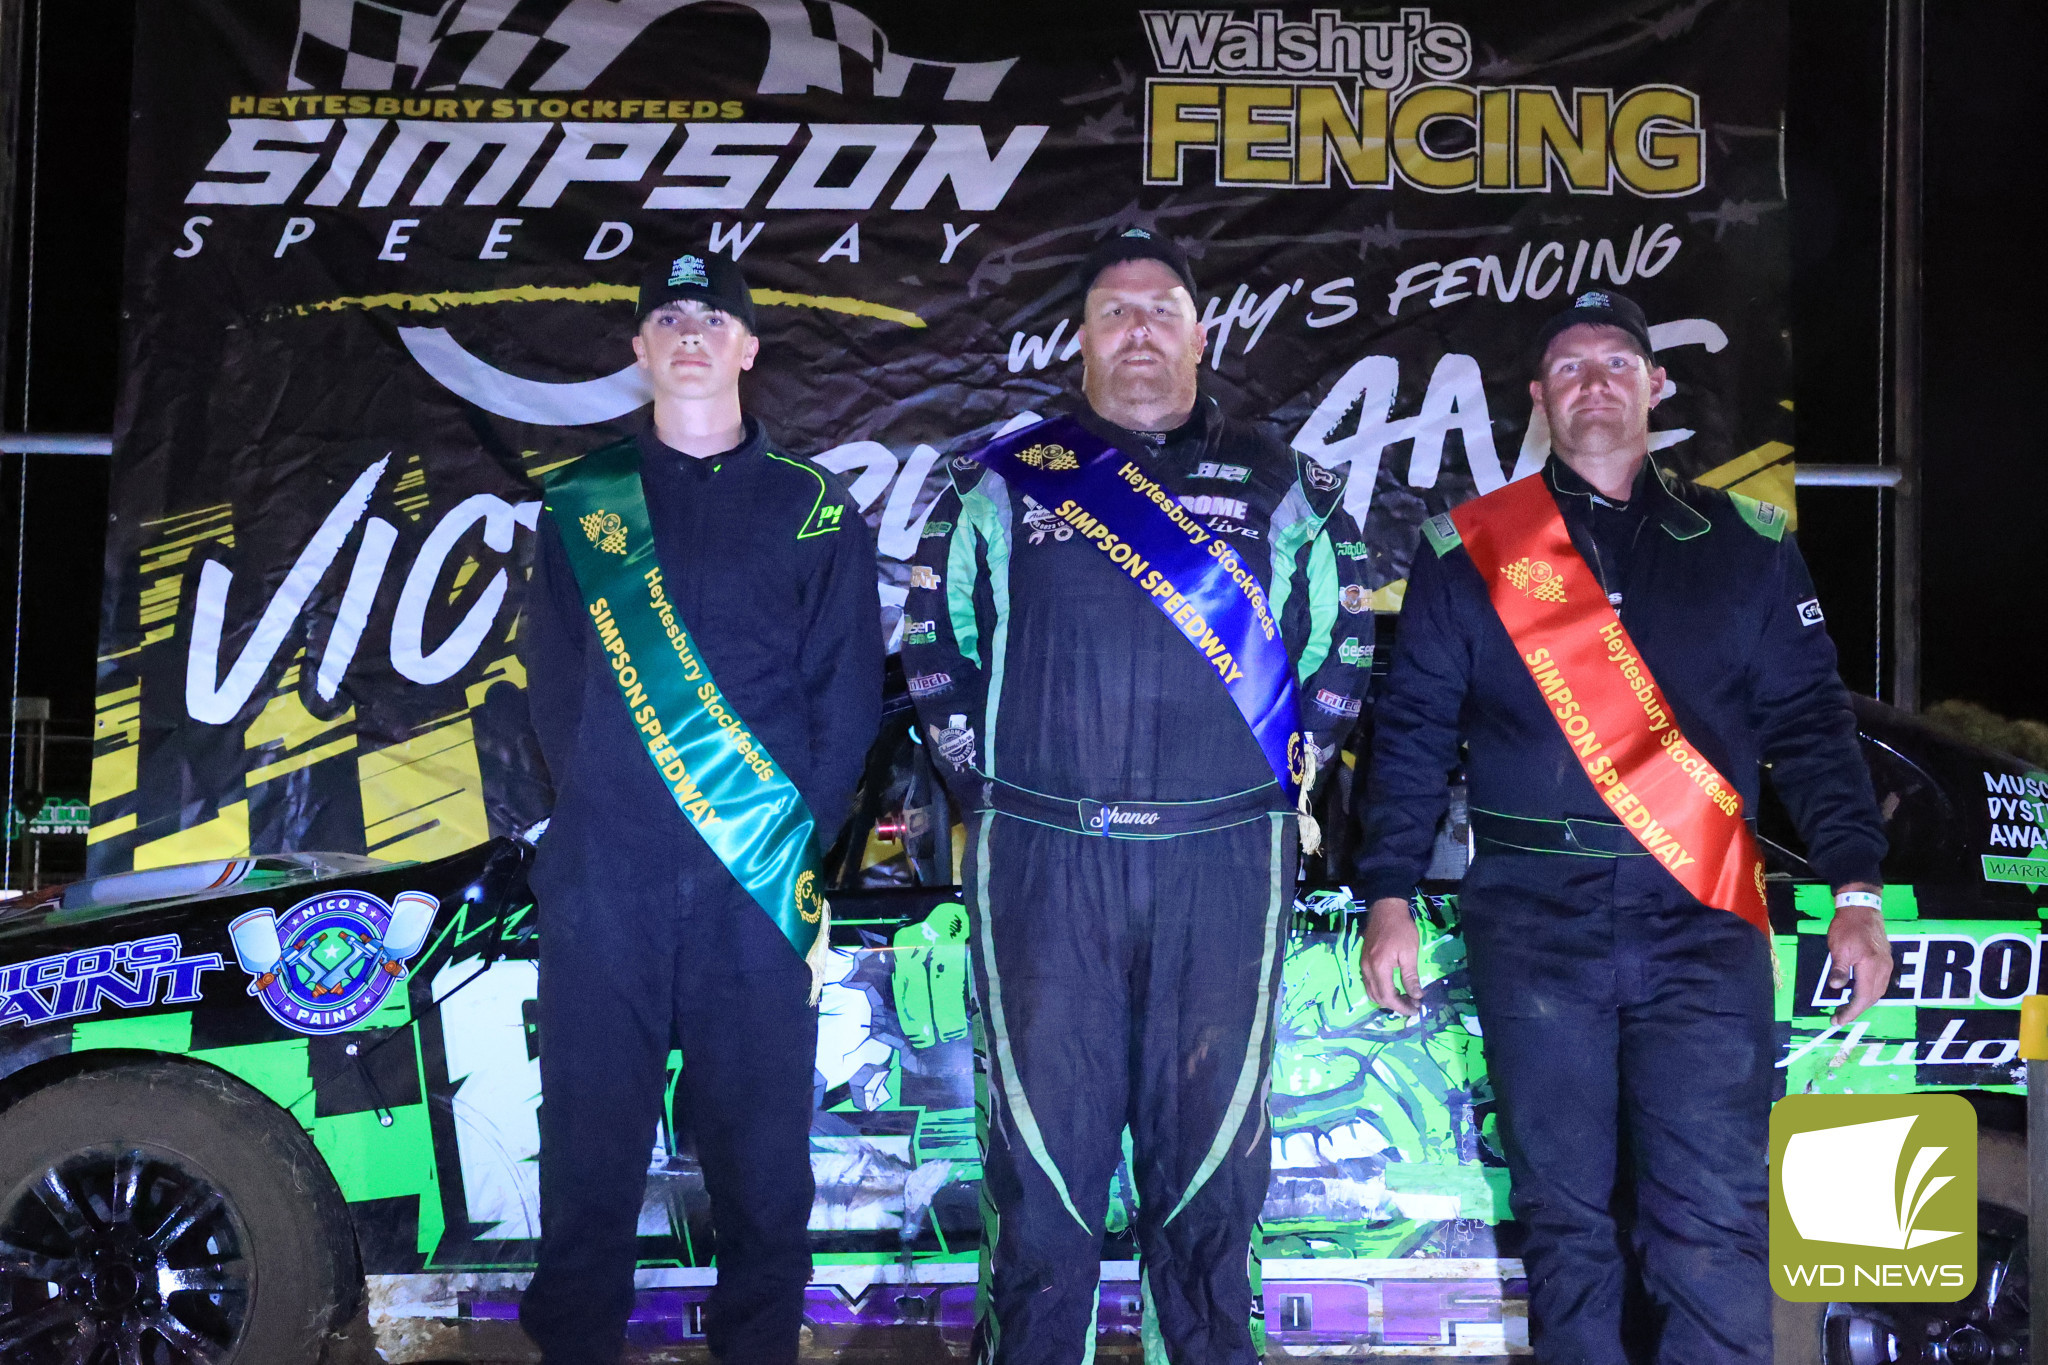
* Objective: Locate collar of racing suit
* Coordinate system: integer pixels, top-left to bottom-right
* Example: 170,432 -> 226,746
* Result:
1543,451 -> 1712,542
635,412 -> 768,478
1072,393 -> 1219,464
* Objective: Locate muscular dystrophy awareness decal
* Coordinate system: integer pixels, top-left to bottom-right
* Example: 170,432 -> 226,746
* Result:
1443,475 -> 1771,934
543,440 -> 831,973
975,415 -> 1309,802
229,889 -> 438,1034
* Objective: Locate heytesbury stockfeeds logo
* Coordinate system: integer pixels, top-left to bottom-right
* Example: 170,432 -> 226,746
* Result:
1771,1094 -> 1976,1302
229,889 -> 439,1035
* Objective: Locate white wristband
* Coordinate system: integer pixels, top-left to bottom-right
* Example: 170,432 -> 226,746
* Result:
1834,890 -> 1883,913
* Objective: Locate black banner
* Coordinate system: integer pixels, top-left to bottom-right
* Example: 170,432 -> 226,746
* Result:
93,0 -> 1789,869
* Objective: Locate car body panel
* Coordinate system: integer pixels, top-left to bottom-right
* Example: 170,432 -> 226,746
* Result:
3,700 -> 2044,1355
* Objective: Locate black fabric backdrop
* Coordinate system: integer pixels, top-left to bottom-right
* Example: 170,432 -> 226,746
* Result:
91,0 -> 1787,871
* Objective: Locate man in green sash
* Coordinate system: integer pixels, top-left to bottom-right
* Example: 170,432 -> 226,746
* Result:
519,253 -> 883,1365
902,230 -> 1371,1365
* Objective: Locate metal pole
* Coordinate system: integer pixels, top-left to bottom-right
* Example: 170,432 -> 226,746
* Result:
1886,0 -> 1924,711
0,0 -> 24,891
0,0 -> 21,401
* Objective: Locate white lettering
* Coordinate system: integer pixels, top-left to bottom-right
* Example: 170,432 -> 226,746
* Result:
186,458 -> 388,725
185,119 -> 332,205
520,122 -> 674,208
390,496 -> 542,685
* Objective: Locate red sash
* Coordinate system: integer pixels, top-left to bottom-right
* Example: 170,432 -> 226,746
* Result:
1450,474 -> 1769,935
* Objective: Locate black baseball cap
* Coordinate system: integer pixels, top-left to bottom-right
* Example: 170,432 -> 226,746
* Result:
1078,227 -> 1198,300
1530,289 -> 1656,374
635,252 -> 757,331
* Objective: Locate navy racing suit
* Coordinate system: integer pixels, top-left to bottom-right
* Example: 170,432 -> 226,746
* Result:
1356,457 -> 1885,1364
519,418 -> 883,1365
903,399 -> 1371,1365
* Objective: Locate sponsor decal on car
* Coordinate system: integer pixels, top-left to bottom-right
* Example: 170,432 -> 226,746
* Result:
228,890 -> 439,1035
0,934 -> 224,1029
1979,770 -> 2048,885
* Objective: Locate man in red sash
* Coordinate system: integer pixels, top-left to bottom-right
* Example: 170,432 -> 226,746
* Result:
1355,291 -> 1891,1362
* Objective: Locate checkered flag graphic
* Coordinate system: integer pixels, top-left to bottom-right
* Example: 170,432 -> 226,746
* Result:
288,0 -> 1017,97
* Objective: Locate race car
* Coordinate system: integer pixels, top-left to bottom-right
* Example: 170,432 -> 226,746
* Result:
0,693 -> 2041,1363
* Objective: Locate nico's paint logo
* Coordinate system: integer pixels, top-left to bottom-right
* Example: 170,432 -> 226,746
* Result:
229,890 -> 439,1036
668,255 -> 710,288
1771,1094 -> 1976,1302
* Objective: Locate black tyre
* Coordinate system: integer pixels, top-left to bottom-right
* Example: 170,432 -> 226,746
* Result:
0,1059 -> 360,1364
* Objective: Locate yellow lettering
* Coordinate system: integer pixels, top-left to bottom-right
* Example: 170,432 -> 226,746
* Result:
1392,84 -> 1476,190
1612,86 -> 1701,196
1148,83 -> 1221,182
1221,84 -> 1293,183
1295,84 -> 1388,186
1515,88 -> 1610,191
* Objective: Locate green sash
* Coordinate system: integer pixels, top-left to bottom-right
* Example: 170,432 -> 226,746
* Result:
544,439 -> 826,964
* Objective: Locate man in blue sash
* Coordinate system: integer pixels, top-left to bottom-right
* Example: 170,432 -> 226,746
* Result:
1354,291 -> 1890,1363
519,253 -> 883,1365
902,230 -> 1370,1365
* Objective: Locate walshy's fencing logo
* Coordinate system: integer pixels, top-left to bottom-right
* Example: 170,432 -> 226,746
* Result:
1771,1094 -> 1976,1302
229,890 -> 439,1035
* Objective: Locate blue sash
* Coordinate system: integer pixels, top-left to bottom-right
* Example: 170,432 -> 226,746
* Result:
975,415 -> 1306,801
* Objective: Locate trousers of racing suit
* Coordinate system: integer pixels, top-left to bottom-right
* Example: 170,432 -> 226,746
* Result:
904,400 -> 1370,1365
1461,849 -> 1774,1365
967,809 -> 1296,1365
521,843 -> 819,1365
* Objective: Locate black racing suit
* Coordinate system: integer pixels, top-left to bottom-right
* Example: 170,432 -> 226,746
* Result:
519,418 -> 883,1365
902,399 -> 1370,1365
1357,458 -> 1885,1364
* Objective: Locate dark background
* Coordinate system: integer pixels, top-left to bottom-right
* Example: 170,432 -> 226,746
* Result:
2,1 -> 2043,738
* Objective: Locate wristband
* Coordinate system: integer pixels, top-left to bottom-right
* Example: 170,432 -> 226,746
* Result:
1834,890 -> 1883,913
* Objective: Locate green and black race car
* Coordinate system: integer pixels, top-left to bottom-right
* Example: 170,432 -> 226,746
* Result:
0,692 -> 2041,1363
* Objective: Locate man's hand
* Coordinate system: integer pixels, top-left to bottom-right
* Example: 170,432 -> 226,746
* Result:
1826,884 -> 1892,1025
1360,897 -> 1423,1017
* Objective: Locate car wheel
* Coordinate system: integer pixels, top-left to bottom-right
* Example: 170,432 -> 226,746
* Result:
0,1059 -> 359,1363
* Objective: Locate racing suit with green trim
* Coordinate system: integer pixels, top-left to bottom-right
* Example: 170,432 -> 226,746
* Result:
901,400 -> 1370,1365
